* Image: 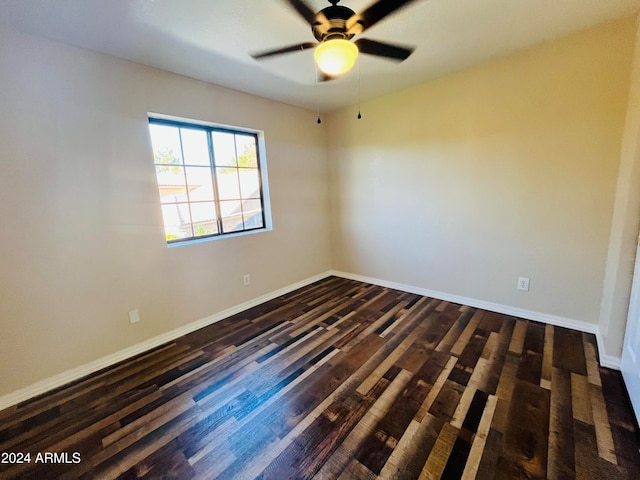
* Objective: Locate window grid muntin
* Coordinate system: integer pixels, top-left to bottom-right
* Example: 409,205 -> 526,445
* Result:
178,127 -> 195,239
149,118 -> 266,243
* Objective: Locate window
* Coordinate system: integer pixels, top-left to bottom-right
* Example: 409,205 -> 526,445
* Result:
148,118 -> 268,245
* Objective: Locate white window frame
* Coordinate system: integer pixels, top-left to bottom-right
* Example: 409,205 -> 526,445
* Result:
148,114 -> 272,247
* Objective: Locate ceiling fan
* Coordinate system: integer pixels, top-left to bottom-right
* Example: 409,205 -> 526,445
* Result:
251,0 -> 419,78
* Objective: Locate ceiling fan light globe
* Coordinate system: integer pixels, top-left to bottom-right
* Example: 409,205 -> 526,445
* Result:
314,39 -> 358,76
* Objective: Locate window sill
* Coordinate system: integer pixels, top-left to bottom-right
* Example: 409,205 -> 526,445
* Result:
166,226 -> 272,248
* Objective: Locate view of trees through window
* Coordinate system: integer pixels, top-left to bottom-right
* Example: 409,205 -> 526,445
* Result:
148,119 -> 265,243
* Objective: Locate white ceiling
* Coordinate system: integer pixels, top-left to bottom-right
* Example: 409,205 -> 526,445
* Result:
2,0 -> 640,112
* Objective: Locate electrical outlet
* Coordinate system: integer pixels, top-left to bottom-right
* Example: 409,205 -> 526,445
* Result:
517,277 -> 530,292
129,309 -> 140,324
243,274 -> 251,286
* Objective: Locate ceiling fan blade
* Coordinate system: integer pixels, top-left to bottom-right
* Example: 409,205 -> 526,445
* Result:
354,38 -> 414,61
285,0 -> 329,27
347,0 -> 419,34
251,42 -> 317,60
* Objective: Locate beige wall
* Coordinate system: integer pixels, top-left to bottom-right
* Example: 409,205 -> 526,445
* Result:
328,19 -> 635,329
0,28 -> 332,396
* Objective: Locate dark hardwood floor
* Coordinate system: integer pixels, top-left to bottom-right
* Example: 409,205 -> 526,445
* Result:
1,276 -> 639,479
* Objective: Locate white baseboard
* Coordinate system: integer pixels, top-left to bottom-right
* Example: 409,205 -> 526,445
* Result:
0,271 -> 333,412
595,331 -> 622,370
330,270 -> 622,370
2,269 -> 622,411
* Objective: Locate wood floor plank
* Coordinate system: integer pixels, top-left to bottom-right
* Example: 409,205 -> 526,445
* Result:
574,419 -> 628,480
475,427 -> 504,479
356,299 -> 435,395
259,371 -> 395,479
583,333 -> 602,387
418,422 -> 460,479
429,379 -> 465,423
436,308 -> 478,355
415,355 -> 458,423
600,368 -> 640,475
547,367 -> 576,480
354,354 -> 451,475
313,369 -> 414,479
494,380 -> 550,479
553,327 -> 587,375
377,413 -> 441,480
590,382 -> 619,464
461,393 -> 498,479
0,277 -> 638,480
477,321 -> 515,397
571,373 -> 593,426
450,310 -> 484,356
492,355 -> 520,435
508,319 -> 528,355
540,324 -> 554,390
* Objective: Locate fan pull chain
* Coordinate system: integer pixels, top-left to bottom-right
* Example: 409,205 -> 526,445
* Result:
314,61 -> 322,124
357,56 -> 362,120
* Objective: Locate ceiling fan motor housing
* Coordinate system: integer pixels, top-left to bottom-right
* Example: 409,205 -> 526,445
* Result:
312,4 -> 361,41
